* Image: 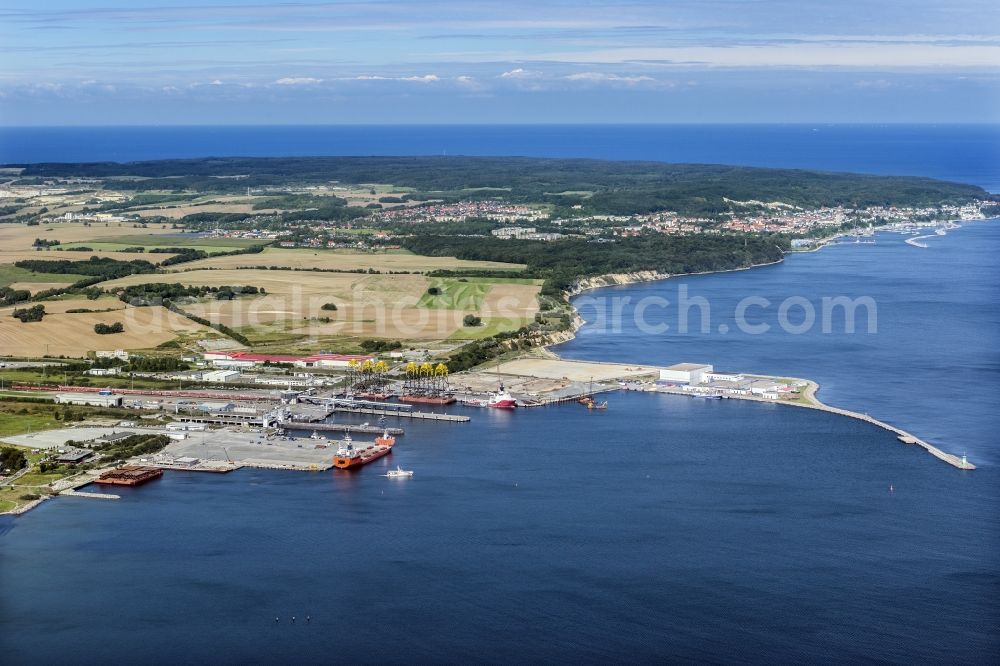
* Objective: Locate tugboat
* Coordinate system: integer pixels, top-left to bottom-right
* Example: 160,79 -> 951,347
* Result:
488,382 -> 517,409
332,434 -> 391,469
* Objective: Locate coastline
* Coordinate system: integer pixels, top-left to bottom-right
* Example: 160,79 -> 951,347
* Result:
540,251 -> 976,471
542,257 -> 786,350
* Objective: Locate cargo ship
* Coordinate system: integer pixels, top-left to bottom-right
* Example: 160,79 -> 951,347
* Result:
333,434 -> 392,469
94,465 -> 163,486
399,394 -> 456,405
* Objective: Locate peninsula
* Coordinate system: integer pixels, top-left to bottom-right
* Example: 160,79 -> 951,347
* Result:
1,156 -> 992,512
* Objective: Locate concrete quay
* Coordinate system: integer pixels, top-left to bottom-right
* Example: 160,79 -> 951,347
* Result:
280,421 -> 405,434
324,405 -> 470,422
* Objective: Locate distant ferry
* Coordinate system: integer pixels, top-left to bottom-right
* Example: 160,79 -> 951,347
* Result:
332,434 -> 391,469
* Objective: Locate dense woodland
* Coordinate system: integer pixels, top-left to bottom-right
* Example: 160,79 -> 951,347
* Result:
403,233 -> 786,294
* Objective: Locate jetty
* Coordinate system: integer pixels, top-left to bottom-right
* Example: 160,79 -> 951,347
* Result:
786,399 -> 976,470
60,489 -> 120,500
657,385 -> 975,470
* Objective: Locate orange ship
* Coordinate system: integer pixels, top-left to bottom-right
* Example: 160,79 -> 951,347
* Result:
333,434 -> 391,469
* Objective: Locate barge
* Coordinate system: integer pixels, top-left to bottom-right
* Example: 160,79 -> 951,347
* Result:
94,465 -> 164,487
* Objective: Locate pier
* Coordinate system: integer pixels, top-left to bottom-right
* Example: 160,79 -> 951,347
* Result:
324,405 -> 470,422
280,421 -> 406,434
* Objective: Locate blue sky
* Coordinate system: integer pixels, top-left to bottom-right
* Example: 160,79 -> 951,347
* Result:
1,0 -> 998,125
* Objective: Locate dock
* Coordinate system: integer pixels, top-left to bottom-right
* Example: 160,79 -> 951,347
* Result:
280,421 -> 405,434
324,405 -> 470,422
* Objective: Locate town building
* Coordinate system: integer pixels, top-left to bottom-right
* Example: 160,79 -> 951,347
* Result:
55,392 -> 123,407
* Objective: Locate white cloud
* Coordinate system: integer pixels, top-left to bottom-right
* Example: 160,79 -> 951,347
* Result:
274,77 -> 323,85
350,73 -> 439,83
499,68 -> 541,79
564,72 -> 655,83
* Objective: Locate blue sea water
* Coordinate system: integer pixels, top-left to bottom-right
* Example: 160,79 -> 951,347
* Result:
1,124 -> 998,191
1,125 -> 999,663
557,221 -> 1000,467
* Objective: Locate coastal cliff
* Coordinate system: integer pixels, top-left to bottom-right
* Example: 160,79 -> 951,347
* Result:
566,270 -> 674,298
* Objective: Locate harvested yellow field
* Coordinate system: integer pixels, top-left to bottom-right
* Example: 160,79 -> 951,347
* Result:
0,304 -> 214,357
100,269 -> 539,341
132,203 -> 280,219
23,297 -> 126,314
166,247 -> 526,273
7,281 -> 74,294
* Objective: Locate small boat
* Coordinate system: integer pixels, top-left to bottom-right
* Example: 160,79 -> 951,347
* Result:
693,394 -> 722,400
384,466 -> 413,478
310,431 -> 326,441
587,400 -> 608,410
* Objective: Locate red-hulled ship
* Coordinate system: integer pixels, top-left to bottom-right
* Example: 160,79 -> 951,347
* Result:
332,434 -> 391,469
488,382 -> 517,409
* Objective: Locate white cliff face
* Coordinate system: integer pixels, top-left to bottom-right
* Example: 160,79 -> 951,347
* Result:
566,270 -> 672,298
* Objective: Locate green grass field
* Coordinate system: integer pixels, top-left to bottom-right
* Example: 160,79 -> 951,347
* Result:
446,317 -> 529,340
417,278 -> 490,310
0,264 -> 85,288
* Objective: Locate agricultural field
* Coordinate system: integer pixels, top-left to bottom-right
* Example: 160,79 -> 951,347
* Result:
165,246 -> 526,273
128,194 -> 280,219
99,268 -> 540,345
0,222 -> 180,265
0,264 -> 84,293
0,302 -> 217,357
61,233 -> 262,254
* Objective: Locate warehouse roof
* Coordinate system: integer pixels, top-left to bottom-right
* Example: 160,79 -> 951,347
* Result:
663,363 -> 712,372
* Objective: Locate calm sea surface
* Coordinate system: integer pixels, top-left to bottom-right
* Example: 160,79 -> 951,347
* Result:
1,126 -> 998,663
1,124 -> 998,191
